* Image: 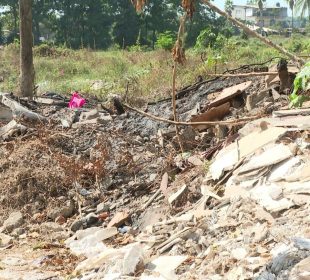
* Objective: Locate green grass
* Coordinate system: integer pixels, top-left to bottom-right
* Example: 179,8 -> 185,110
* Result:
0,35 -> 309,102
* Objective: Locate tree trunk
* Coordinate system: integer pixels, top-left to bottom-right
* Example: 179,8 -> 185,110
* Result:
33,18 -> 41,45
19,0 -> 35,98
291,8 -> 293,35
152,29 -> 155,50
202,0 -> 305,66
12,4 -> 18,32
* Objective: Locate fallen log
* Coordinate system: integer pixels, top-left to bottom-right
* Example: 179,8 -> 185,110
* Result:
0,93 -> 46,122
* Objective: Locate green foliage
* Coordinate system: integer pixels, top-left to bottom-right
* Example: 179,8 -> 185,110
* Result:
294,0 -> 310,19
214,34 -> 227,49
155,31 -> 176,51
241,30 -> 249,40
224,0 -> 234,15
195,28 -> 217,49
290,62 -> 310,107
287,40 -> 303,52
0,0 -> 239,51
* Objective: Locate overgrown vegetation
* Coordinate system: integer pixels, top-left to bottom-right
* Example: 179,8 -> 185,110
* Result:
1,35 -> 309,101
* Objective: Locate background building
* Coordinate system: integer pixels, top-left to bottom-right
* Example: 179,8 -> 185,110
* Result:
232,4 -> 288,27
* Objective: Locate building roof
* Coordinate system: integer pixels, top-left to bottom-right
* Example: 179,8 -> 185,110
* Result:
233,4 -> 287,9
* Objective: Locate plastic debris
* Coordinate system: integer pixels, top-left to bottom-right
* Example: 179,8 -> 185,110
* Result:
68,91 -> 86,109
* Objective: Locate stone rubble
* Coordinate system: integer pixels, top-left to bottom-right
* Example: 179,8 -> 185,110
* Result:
0,61 -> 309,279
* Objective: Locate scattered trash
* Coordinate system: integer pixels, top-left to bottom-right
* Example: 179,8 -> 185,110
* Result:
68,91 -> 86,109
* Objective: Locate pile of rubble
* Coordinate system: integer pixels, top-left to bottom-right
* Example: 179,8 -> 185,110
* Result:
0,59 -> 309,280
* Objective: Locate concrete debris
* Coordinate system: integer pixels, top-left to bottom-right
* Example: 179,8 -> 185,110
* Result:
1,211 -> 24,233
0,233 -> 13,247
1,62 -> 310,280
107,211 -> 130,228
246,88 -> 270,111
168,185 -> 188,205
293,237 -> 310,250
231,247 -> 248,260
290,257 -> 310,280
0,120 -> 27,139
147,255 -> 188,280
47,200 -> 75,220
210,126 -> 287,180
209,81 -> 252,108
66,227 -> 118,258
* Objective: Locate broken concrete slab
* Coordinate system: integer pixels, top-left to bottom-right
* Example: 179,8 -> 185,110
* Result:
0,233 -> 13,247
250,184 -> 294,212
273,108 -> 310,117
67,227 -> 118,258
210,127 -> 287,180
289,256 -> 310,280
148,255 -> 188,280
282,181 -> 310,195
80,109 -> 99,121
292,237 -> 310,250
2,211 -> 24,233
107,211 -> 130,228
268,157 -> 301,182
284,161 -> 310,182
238,127 -> 288,159
237,143 -> 293,174
122,243 -> 144,275
74,243 -> 144,276
246,89 -> 270,111
209,81 -> 252,108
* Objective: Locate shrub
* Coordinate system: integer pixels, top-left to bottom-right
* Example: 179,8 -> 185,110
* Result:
195,28 -> 217,49
287,40 -> 302,53
33,44 -> 72,57
240,30 -> 248,40
155,31 -> 176,51
214,34 -> 227,50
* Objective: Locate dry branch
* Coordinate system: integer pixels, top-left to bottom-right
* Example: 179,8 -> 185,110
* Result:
123,103 -> 263,127
202,0 -> 305,66
172,15 -> 187,152
206,72 -> 278,77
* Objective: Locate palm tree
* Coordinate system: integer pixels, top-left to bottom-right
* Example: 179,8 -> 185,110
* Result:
287,0 -> 295,32
295,0 -> 310,20
258,0 -> 264,33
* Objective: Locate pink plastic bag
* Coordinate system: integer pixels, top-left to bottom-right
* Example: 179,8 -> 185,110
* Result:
68,91 -> 86,109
